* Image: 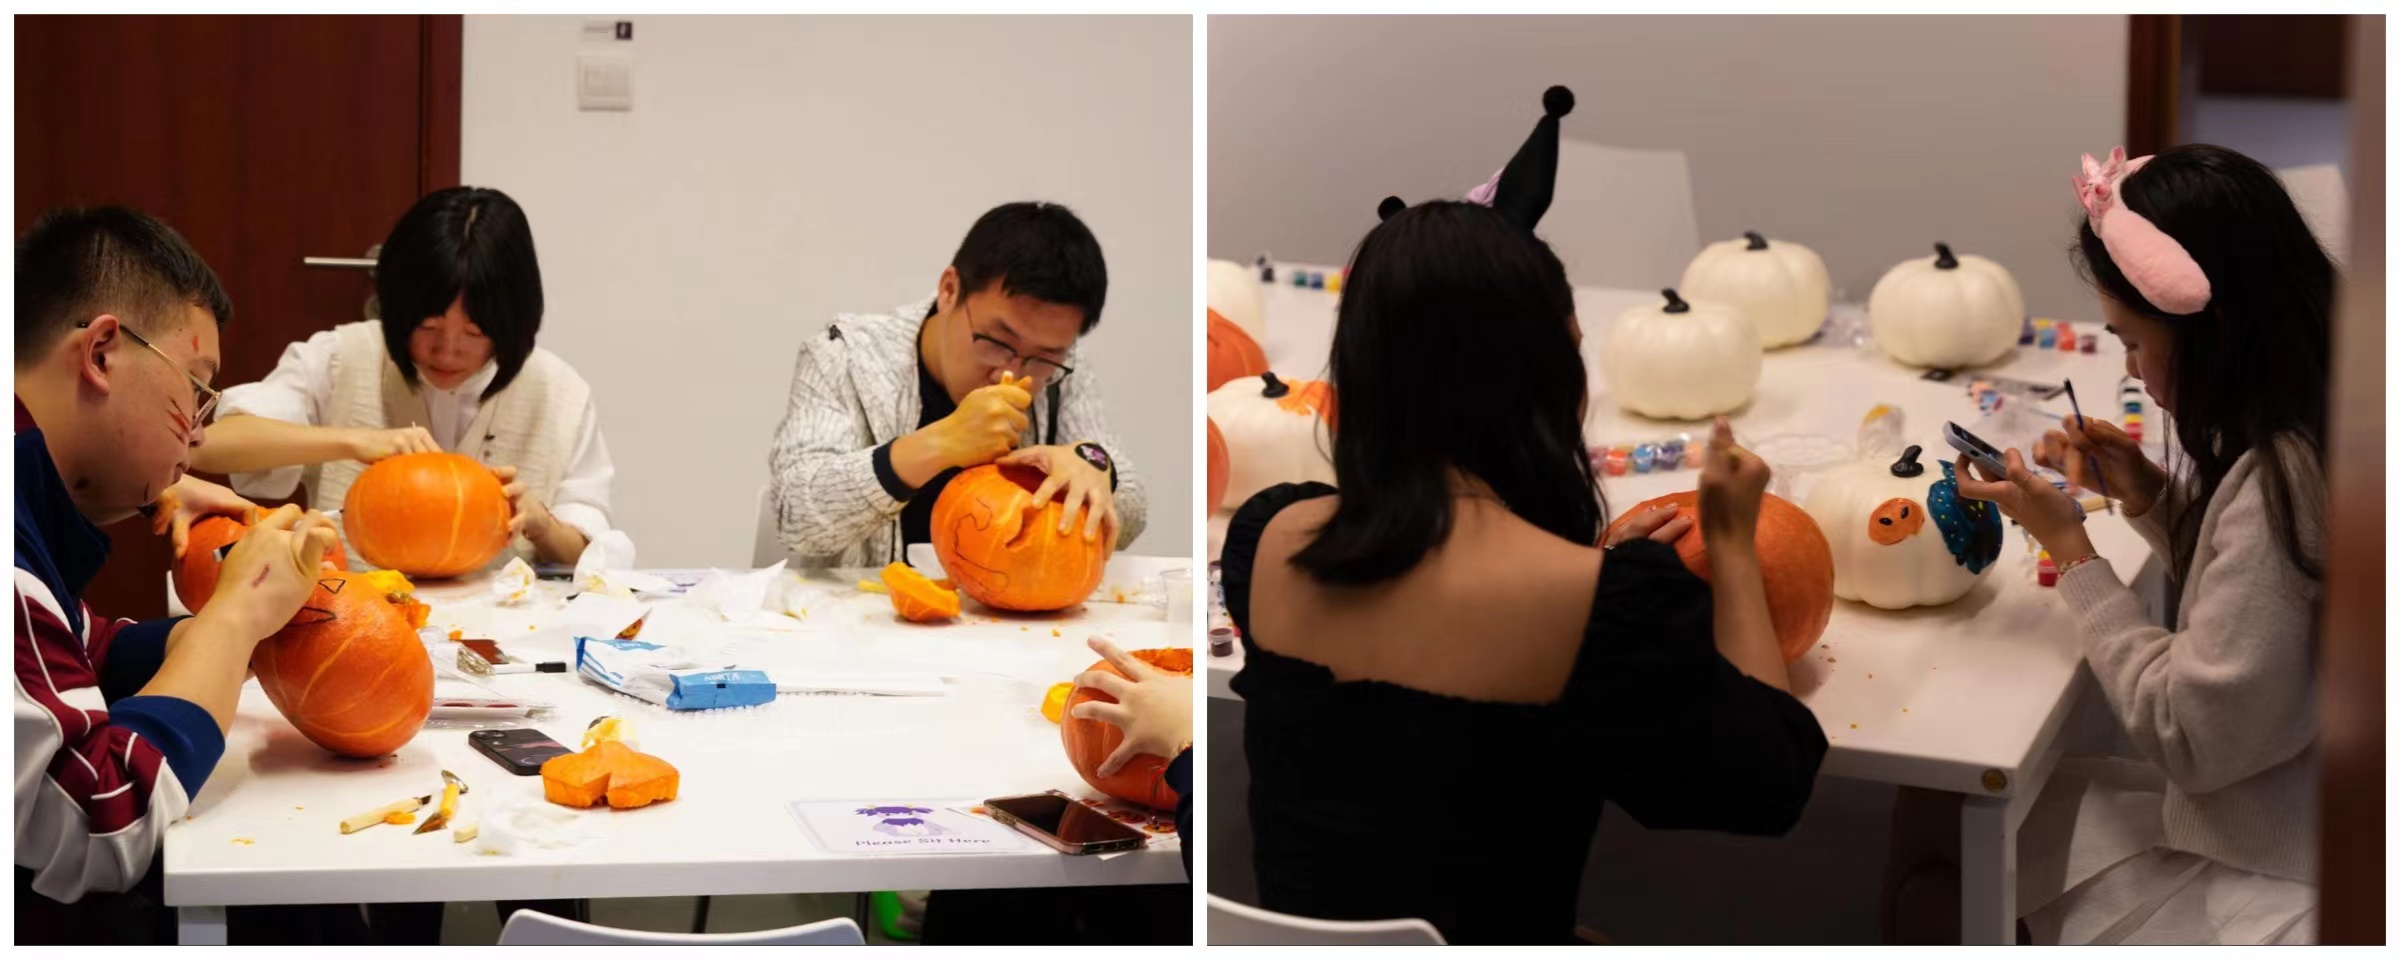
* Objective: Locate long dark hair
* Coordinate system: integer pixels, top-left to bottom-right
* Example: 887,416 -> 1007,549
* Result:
2072,143 -> 2333,581
1291,201 -> 1601,584
377,186 -> 544,398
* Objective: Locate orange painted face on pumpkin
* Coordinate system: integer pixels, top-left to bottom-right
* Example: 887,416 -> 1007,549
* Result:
1868,498 -> 1926,545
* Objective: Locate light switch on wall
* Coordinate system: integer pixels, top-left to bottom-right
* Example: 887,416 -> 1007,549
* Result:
578,55 -> 633,112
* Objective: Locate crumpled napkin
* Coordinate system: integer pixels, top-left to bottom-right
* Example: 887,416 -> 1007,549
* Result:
686,562 -> 808,630
574,530 -> 674,597
490,557 -> 538,606
472,800 -> 600,856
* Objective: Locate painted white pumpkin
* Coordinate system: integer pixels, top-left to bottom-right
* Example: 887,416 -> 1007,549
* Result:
1679,231 -> 1832,349
1868,242 -> 2024,369
1801,444 -> 2005,609
1207,372 -> 1336,507
1207,259 -> 1266,342
1603,288 -> 1763,420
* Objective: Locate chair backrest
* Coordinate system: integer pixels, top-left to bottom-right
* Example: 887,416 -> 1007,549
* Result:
165,572 -> 192,618
2276,163 -> 2350,264
1546,138 -> 1700,291
1205,894 -> 1446,946
496,911 -> 865,946
752,484 -> 792,569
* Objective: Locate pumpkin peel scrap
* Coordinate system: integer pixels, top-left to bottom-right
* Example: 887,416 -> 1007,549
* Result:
541,740 -> 680,810
881,562 -> 961,623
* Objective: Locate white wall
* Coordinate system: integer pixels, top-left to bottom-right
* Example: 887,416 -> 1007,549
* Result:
1209,15 -> 2127,319
462,15 -> 1193,567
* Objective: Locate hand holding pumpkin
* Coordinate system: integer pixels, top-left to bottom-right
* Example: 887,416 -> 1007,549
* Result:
1601,501 -> 1695,549
1696,418 -> 1771,545
151,474 -> 264,560
998,444 -> 1118,543
1952,450 -> 2095,562
345,425 -> 439,463
2034,416 -> 2167,518
195,505 -> 342,642
1068,636 -> 1193,778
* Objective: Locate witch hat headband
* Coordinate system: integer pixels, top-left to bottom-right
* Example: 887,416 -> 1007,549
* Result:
1381,85 -> 1574,231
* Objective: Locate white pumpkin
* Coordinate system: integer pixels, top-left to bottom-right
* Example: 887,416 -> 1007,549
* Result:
1868,242 -> 2024,369
1602,289 -> 1763,420
1207,372 -> 1336,507
1801,444 -> 2005,609
1207,259 -> 1266,341
1679,231 -> 1832,349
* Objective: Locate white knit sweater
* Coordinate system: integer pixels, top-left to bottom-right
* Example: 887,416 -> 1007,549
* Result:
2056,435 -> 2325,882
766,295 -> 1146,568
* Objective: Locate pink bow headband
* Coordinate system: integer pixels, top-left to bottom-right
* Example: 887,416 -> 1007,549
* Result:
2075,147 -> 2211,315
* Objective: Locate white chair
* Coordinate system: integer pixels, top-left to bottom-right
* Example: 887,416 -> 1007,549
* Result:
2275,163 -> 2349,263
1206,894 -> 1446,945
496,911 -> 864,946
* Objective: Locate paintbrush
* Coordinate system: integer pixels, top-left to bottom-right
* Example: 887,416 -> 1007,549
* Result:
2063,380 -> 2116,515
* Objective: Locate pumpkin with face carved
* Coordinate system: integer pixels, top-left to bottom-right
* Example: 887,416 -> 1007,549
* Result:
1802,445 -> 2002,609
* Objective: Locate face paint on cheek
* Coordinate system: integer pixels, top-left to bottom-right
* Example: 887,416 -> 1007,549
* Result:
164,403 -> 195,444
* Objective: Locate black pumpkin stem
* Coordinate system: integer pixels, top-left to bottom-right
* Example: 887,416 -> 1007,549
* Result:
1892,444 -> 1926,478
1744,231 -> 1768,251
1661,289 -> 1691,314
1260,371 -> 1290,399
1934,243 -> 1960,270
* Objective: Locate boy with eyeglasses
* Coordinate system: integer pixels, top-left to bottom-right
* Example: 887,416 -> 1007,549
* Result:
768,201 -> 1146,566
14,207 -> 340,942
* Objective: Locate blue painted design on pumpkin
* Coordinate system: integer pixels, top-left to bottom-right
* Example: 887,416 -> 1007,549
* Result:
1929,461 -> 2003,573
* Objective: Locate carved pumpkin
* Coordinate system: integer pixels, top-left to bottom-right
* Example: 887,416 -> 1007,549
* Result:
1602,490 -> 1834,662
1679,232 -> 1833,349
881,561 -> 960,623
1206,309 -> 1270,393
1802,444 -> 2003,609
1602,288 -> 1763,420
931,464 -> 1111,612
1868,242 -> 2025,369
1205,418 -> 1230,513
250,570 -> 434,758
1061,647 -> 1193,809
342,452 -> 512,578
1207,258 -> 1266,341
1207,372 -> 1336,509
540,739 -> 680,809
173,515 -> 347,613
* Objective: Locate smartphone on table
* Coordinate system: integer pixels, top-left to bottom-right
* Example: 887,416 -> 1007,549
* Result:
468,728 -> 572,776
983,790 -> 1147,855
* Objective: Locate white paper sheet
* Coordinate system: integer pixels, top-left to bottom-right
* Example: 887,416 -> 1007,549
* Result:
788,801 -> 1029,856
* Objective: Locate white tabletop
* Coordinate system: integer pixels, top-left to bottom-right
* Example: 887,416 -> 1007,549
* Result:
1209,266 -> 2159,799
165,555 -> 1195,908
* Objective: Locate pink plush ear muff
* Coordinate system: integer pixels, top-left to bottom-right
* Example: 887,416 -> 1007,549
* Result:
2075,147 -> 2212,315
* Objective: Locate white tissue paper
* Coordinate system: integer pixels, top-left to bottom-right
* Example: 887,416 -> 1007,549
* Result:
687,562 -> 803,630
573,530 -> 676,597
473,801 -> 600,856
490,557 -> 538,606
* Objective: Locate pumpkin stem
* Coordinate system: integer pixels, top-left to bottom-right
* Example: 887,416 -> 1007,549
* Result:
1661,289 -> 1691,314
1259,371 -> 1290,399
1744,231 -> 1768,251
1934,243 -> 1959,270
1892,444 -> 1927,478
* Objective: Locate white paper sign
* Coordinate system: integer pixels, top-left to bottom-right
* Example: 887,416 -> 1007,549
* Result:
788,801 -> 1028,856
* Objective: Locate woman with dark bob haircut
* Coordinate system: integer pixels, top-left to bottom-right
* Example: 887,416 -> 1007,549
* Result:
199,186 -> 622,568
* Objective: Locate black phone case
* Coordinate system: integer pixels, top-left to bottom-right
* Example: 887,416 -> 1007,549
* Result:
469,728 -> 570,776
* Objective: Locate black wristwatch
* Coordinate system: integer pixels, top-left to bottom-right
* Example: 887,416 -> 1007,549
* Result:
1073,442 -> 1116,488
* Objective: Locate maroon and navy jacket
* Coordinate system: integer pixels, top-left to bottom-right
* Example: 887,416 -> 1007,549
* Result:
14,398 -> 221,903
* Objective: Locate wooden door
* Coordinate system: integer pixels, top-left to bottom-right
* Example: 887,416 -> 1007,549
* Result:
15,14 -> 461,620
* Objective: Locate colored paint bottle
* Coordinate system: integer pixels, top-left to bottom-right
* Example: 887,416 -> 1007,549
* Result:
1659,438 -> 1687,470
1604,447 -> 1631,476
1325,272 -> 1343,294
2019,316 -> 2037,345
1632,444 -> 1658,474
2057,325 -> 2076,352
2080,337 -> 2098,354
1309,271 -> 1325,290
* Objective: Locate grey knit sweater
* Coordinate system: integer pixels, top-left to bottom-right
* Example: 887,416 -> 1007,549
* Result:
2056,435 -> 2324,882
766,295 -> 1146,568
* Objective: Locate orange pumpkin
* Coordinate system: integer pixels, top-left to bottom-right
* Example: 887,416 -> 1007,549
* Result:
250,570 -> 435,758
1601,490 -> 1835,662
1061,647 -> 1193,809
931,464 -> 1110,612
540,739 -> 680,809
342,452 -> 512,578
882,561 -> 961,623
173,515 -> 348,613
1206,309 -> 1269,393
1205,418 -> 1230,513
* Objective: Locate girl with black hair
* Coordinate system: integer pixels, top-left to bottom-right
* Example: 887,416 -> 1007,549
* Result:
1223,88 -> 1827,946
199,186 -> 622,568
1956,144 -> 2333,944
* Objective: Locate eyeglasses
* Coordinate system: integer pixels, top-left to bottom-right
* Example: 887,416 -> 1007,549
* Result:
82,320 -> 220,424
963,303 -> 1074,388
